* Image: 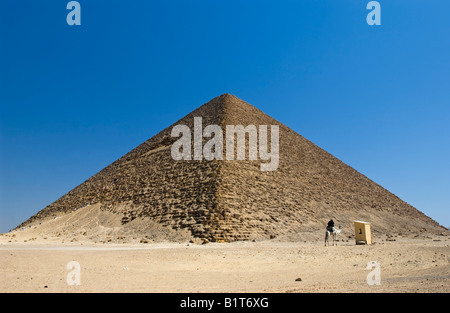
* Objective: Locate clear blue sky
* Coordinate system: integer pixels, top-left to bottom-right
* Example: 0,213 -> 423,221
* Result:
1,0 -> 449,232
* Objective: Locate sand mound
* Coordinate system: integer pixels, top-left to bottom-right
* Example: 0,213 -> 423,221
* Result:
7,203 -> 191,244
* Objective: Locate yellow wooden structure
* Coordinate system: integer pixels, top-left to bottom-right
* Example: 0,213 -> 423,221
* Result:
354,220 -> 372,245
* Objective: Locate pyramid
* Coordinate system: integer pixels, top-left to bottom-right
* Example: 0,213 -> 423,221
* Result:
18,94 -> 445,242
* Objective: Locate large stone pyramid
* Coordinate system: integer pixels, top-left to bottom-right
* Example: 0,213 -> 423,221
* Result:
19,94 -> 444,242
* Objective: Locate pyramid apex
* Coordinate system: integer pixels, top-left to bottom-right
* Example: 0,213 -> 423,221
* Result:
217,93 -> 238,101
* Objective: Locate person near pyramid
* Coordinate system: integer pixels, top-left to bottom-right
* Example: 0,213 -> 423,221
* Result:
327,219 -> 335,232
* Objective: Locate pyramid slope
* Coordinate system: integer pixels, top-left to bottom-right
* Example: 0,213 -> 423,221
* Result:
18,94 -> 445,242
19,95 -> 228,239
212,95 -> 443,240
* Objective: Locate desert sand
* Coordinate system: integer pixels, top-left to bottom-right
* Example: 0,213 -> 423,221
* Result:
1,232 -> 449,293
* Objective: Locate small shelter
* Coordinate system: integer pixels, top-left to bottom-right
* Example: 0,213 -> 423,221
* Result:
354,220 -> 372,245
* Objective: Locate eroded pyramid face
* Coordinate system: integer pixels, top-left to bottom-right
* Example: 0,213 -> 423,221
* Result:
19,94 -> 443,242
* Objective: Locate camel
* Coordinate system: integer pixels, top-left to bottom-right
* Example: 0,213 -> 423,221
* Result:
325,225 -> 343,246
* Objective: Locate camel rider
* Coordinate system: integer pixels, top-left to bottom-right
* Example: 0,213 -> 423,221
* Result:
327,219 -> 335,232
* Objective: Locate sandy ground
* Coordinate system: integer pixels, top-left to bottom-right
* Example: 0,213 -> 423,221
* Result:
1,234 -> 449,293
